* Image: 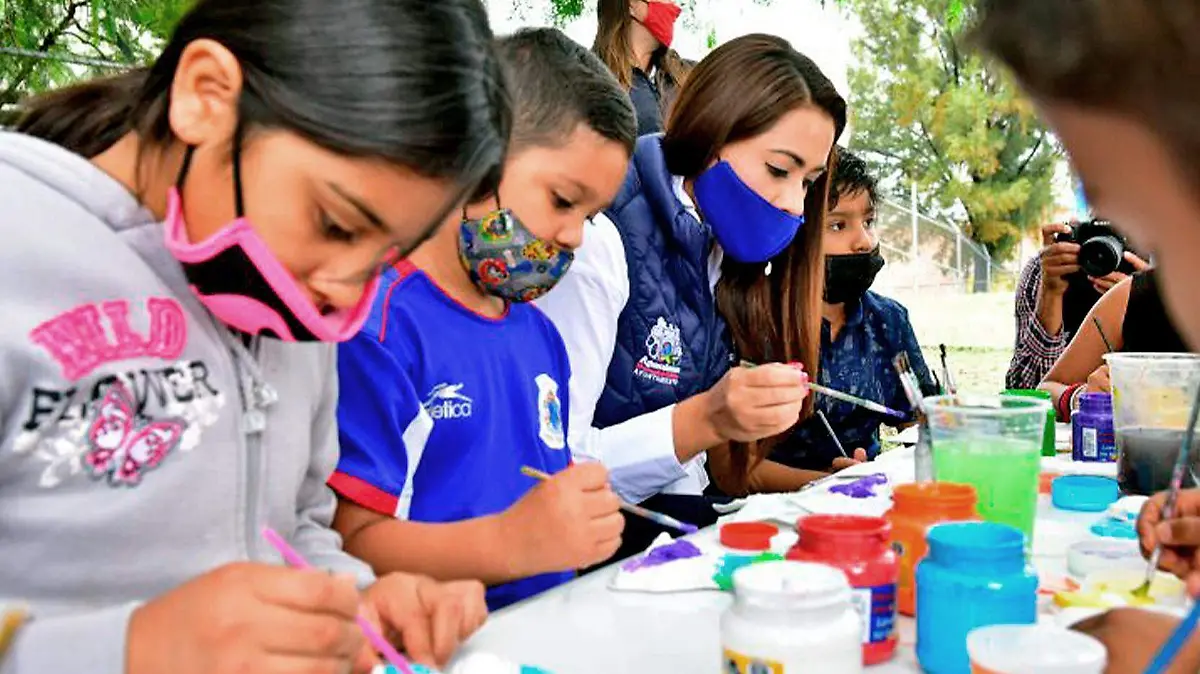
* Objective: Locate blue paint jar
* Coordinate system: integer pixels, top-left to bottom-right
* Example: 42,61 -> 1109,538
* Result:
915,522 -> 1038,674
1072,392 -> 1116,462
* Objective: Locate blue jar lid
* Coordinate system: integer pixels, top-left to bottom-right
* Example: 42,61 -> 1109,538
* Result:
1052,475 -> 1119,512
926,521 -> 1026,562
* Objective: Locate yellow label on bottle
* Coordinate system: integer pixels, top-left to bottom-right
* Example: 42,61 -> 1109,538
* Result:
723,648 -> 784,674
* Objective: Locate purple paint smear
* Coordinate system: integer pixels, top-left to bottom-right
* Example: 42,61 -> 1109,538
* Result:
621,539 -> 703,571
828,473 -> 889,498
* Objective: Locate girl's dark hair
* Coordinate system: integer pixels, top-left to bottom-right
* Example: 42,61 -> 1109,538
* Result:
664,33 -> 846,491
828,147 -> 878,210
17,0 -> 510,202
593,0 -> 690,108
971,1 -> 1200,190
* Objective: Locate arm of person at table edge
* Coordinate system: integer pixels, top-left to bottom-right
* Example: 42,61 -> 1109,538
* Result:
1038,277 -> 1131,420
334,501 -> 539,584
1006,257 -> 1070,390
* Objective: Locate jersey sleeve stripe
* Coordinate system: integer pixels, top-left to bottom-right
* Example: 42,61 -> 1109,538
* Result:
328,471 -> 400,517
394,405 -> 435,519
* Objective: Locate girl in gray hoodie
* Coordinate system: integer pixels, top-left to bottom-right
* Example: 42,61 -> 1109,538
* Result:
0,1 -> 510,673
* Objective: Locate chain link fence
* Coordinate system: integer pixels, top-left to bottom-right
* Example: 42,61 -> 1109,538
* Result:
871,196 -> 1020,296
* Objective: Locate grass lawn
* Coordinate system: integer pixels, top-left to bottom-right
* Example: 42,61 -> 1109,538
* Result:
882,288 -> 1017,394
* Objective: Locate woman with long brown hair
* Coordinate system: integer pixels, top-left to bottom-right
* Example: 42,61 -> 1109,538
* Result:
535,33 -> 851,561
592,0 -> 692,135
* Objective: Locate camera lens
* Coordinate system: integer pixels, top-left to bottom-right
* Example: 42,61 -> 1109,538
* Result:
1079,235 -> 1124,277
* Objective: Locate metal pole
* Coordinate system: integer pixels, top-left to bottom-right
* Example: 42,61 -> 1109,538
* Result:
955,230 -> 964,289
956,230 -> 963,290
911,181 -> 919,291
986,254 -> 992,293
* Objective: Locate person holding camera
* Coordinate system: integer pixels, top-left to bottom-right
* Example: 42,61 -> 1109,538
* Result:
1005,220 -> 1149,390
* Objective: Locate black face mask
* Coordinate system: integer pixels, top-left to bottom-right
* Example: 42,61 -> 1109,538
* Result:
824,248 -> 885,305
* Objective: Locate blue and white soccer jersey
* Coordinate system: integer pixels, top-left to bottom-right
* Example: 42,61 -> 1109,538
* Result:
330,263 -> 574,610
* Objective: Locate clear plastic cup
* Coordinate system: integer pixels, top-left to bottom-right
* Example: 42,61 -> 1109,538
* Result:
968,624 -> 1105,673
922,395 -> 1049,548
1104,353 -> 1200,495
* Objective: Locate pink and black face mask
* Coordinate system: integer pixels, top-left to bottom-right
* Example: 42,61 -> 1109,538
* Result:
163,144 -> 378,342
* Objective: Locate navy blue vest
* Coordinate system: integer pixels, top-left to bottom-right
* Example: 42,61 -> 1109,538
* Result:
594,135 -> 732,429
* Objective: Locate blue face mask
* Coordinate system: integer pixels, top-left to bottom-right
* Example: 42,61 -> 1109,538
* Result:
693,160 -> 805,263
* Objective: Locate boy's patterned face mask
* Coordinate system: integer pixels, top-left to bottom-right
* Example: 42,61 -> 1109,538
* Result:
457,205 -> 574,303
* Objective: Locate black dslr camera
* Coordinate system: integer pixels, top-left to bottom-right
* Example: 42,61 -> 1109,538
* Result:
1054,219 -> 1131,278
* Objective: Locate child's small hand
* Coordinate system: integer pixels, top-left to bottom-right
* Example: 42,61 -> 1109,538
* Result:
1086,364 -> 1111,393
831,448 -> 869,471
1137,488 -> 1200,595
503,462 -> 624,574
359,574 -> 487,669
127,562 -> 364,674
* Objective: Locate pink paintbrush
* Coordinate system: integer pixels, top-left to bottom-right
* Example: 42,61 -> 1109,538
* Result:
261,527 -> 416,674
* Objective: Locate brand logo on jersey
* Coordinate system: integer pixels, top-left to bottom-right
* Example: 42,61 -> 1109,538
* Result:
534,374 -> 565,449
423,382 -> 473,420
634,316 -> 682,386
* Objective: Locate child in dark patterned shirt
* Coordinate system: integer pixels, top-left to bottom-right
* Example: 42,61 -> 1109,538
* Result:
771,149 -> 937,472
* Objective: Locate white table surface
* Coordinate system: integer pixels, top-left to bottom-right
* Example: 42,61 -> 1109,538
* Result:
458,447 -> 1114,674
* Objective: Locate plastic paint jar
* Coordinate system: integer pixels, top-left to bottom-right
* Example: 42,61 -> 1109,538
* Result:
916,522 -> 1038,674
886,482 -> 978,617
967,624 -> 1106,673
1002,389 -> 1057,456
1072,393 -> 1116,462
721,560 -> 862,674
787,515 -> 898,665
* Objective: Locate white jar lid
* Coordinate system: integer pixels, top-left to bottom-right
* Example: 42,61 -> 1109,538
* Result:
1067,539 -> 1144,578
733,560 -> 851,610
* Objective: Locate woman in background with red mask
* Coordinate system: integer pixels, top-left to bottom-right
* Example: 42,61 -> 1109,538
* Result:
593,0 -> 693,135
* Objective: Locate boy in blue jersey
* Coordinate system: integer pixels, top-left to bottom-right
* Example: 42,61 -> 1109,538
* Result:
330,28 -> 638,610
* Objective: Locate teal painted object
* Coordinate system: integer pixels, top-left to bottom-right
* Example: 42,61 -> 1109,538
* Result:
712,552 -> 784,591
384,662 -> 554,674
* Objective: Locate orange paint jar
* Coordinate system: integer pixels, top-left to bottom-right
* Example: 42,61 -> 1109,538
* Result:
887,482 -> 978,616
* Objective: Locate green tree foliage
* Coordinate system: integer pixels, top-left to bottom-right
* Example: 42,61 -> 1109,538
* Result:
0,0 -> 187,122
846,0 -> 1059,287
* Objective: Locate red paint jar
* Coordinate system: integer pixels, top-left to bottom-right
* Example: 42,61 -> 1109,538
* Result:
787,514 -> 898,665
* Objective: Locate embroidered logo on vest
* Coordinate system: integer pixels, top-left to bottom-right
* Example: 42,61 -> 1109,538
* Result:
635,317 -> 682,386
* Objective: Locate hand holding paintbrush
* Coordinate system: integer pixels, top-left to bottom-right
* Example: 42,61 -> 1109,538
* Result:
678,361 -> 810,448
521,465 -> 698,535
1134,384 -> 1200,600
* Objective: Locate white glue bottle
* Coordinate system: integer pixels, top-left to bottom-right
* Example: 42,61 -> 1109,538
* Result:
721,560 -> 863,674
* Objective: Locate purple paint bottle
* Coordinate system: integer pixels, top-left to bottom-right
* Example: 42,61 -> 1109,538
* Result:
1073,392 -> 1116,462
